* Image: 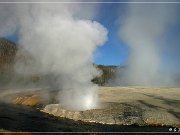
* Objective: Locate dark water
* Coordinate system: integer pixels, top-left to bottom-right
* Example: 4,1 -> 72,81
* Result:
0,102 -> 173,135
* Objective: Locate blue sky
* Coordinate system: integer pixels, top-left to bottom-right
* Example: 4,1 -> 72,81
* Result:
6,3 -> 129,66
94,4 -> 129,66
5,3 -> 180,68
94,3 -> 180,71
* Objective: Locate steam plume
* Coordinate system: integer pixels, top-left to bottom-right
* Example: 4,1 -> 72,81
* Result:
118,3 -> 178,86
0,2 -> 107,110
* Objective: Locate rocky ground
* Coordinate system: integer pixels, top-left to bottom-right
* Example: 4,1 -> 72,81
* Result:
43,87 -> 180,127
0,102 -> 173,133
0,87 -> 179,134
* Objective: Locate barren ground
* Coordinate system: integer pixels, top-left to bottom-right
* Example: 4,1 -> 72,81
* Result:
43,87 -> 180,127
0,86 -> 179,133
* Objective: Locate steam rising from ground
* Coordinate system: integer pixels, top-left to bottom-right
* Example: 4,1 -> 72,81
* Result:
0,2 -> 107,110
118,3 -> 178,86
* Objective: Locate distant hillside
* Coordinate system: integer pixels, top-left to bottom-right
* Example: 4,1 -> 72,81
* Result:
0,38 -> 120,86
92,65 -> 118,86
0,38 -> 17,73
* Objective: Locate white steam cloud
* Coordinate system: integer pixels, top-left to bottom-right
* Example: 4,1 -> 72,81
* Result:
0,2 -> 107,110
118,3 -> 178,86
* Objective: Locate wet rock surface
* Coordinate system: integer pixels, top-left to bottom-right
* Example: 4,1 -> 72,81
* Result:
13,95 -> 41,107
